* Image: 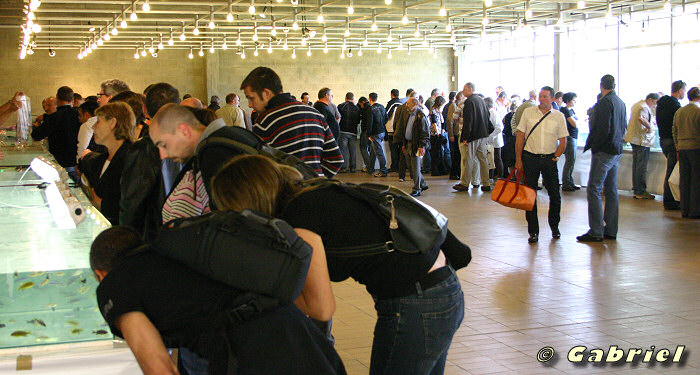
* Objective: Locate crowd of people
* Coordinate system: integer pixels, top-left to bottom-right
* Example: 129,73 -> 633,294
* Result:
2,66 -> 698,374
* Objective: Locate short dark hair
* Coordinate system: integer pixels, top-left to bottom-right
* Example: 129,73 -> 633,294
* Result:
240,67 -> 283,97
449,91 -> 457,101
79,100 -> 99,117
672,80 -> 687,93
318,87 -> 331,100
405,88 -> 414,97
497,91 -> 507,99
73,93 -> 83,101
345,92 -> 354,101
540,86 -> 555,98
301,92 -> 309,98
145,83 -> 181,117
391,89 -> 399,98
562,92 -> 577,104
554,91 -> 564,100
56,86 -> 74,102
369,92 -> 378,102
645,93 -> 660,101
483,97 -> 494,109
600,75 -> 616,90
85,95 -> 98,102
688,87 -> 700,101
210,96 -> 220,104
186,107 -> 217,126
434,95 -> 446,109
183,94 -> 192,100
110,90 -> 147,123
225,93 -> 237,104
358,96 -> 368,104
90,226 -> 145,273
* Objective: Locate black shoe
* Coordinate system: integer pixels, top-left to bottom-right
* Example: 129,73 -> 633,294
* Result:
577,233 -> 603,242
449,175 -> 460,180
603,234 -> 617,240
528,233 -> 539,243
421,185 -> 429,191
410,190 -> 421,197
574,185 -> 581,190
562,186 -> 576,192
472,184 -> 480,189
552,230 -> 561,239
481,186 -> 491,192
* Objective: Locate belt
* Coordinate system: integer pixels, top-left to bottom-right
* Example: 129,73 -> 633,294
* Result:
523,150 -> 555,158
388,266 -> 454,299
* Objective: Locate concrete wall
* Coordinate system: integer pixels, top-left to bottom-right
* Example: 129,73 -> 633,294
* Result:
1,27 -> 453,117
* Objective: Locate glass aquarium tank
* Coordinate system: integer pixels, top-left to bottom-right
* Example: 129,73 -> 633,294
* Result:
0,148 -> 112,350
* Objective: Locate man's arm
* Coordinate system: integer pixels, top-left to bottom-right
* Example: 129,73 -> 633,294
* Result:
31,111 -> 57,141
587,100 -> 612,150
320,123 -> 344,178
515,131 -> 525,170
638,106 -> 651,132
554,137 -> 567,161
116,312 -> 179,375
0,94 -> 21,129
292,228 -> 335,322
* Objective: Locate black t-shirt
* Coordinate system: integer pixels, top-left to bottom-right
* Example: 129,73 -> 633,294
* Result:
559,107 -> 578,139
280,185 -> 433,299
96,249 -> 345,375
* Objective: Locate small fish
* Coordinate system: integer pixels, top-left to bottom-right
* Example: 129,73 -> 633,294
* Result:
29,272 -> 45,277
93,330 -> 109,335
11,330 -> 30,337
68,298 -> 82,304
71,328 -> 83,335
0,324 -> 6,329
40,278 -> 50,287
72,270 -> 82,277
36,335 -> 50,341
27,319 -> 46,327
78,286 -> 90,294
45,303 -> 58,309
8,319 -> 16,324
18,281 -> 35,291
66,320 -> 79,326
54,271 -> 65,276
13,271 -> 18,278
80,278 -> 87,284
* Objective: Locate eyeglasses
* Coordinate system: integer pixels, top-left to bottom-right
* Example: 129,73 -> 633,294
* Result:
96,93 -> 106,97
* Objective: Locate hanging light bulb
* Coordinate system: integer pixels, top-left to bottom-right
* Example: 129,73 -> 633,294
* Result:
252,24 -> 258,41
236,31 -> 242,45
168,30 -> 174,45
222,36 -> 228,49
324,43 -> 329,53
121,18 -> 127,28
445,20 -> 452,32
148,43 -> 155,54
209,8 -> 216,29
292,48 -> 296,58
371,11 -> 378,31
254,46 -> 259,56
577,0 -> 585,8
663,0 -> 671,11
407,45 -> 411,55
439,0 -> 446,16
141,47 -> 147,56
111,26 -> 118,36
227,12 -> 234,22
241,49 -> 246,59
309,29 -> 317,38
268,45 -> 273,53
348,0 -> 354,14
249,0 -> 256,14
87,45 -> 93,53
450,32 -> 456,44
292,14 -> 299,30
398,36 -> 404,49
317,2 -> 324,23
414,19 -> 420,38
193,16 -> 200,35
180,25 -> 186,41
271,22 -> 277,36
134,48 -> 140,59
525,1 -> 533,18
363,32 -> 369,46
387,27 -> 393,42
605,1 -> 613,18
377,43 -> 382,53
188,48 -> 194,59
209,43 -> 215,53
78,51 -> 83,60
388,49 -> 392,58
301,37 -> 307,46
422,33 -> 428,47
345,18 -> 351,37
307,46 -> 312,56
482,8 -> 489,25
385,0 -> 392,4
142,0 -> 150,12
32,23 -> 42,33
104,32 -> 111,41
130,9 -> 137,21
340,51 -> 345,59
283,38 -> 288,49
358,46 -> 363,56
29,0 -> 41,12
402,13 -> 409,24
485,0 -> 492,6
198,44 -> 204,56
91,41 -> 98,49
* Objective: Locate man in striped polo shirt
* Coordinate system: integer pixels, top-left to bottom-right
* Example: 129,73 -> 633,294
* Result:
241,67 -> 344,178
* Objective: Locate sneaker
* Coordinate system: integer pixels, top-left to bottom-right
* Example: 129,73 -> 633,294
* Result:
576,233 -> 603,242
453,184 -> 469,191
528,233 -> 539,243
481,186 -> 491,192
410,190 -> 421,197
633,192 -> 655,200
373,172 -> 388,177
552,229 -> 561,239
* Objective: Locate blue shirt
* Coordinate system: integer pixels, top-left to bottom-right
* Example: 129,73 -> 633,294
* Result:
405,108 -> 419,141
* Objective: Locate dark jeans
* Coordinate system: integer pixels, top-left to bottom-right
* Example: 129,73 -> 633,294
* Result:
489,147 -> 503,180
661,138 -> 679,206
586,151 -> 622,237
338,133 -> 358,172
522,152 -> 561,235
631,144 -> 650,195
369,132 -> 388,174
360,131 -> 372,172
562,137 -> 577,188
449,139 -> 461,178
387,134 -> 400,171
679,149 -> 700,218
370,266 -> 464,375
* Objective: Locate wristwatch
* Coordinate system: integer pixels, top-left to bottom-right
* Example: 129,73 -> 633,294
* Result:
553,156 -> 559,161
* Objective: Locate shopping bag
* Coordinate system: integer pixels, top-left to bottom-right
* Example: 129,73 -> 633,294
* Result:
669,162 -> 681,201
491,168 -> 536,211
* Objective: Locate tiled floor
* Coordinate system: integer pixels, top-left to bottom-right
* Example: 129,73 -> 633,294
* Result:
330,172 -> 700,375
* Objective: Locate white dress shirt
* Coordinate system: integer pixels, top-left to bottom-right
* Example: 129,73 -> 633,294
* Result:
76,116 -> 98,162
517,106 -> 568,154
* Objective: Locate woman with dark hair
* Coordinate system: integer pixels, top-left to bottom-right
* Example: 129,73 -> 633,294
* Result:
560,92 -> 580,191
78,102 -> 135,224
501,101 -> 518,177
110,91 -> 149,139
430,96 -> 451,176
211,154 -> 468,375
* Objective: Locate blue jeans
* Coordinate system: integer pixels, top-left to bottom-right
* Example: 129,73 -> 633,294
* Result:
586,151 -> 622,237
369,132 -> 388,174
360,132 -> 372,172
338,133 -> 358,172
370,266 -> 464,375
562,137 -> 577,189
178,347 -> 209,375
631,144 -> 650,195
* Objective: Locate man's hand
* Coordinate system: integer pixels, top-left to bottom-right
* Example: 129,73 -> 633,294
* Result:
461,140 -> 468,145
368,136 -> 374,142
417,147 -> 425,157
449,136 -> 455,142
515,159 -> 523,171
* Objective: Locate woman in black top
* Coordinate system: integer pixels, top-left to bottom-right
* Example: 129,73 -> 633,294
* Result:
78,102 -> 134,224
560,92 -> 580,191
211,154 -> 467,375
501,102 -> 518,177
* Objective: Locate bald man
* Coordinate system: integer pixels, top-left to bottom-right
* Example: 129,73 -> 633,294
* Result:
181,97 -> 204,109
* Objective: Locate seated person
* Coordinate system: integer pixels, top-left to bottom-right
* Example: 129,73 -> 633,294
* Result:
78,102 -> 135,224
91,226 -> 347,375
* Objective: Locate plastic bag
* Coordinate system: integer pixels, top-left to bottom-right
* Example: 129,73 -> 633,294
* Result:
16,95 -> 32,145
669,162 -> 681,201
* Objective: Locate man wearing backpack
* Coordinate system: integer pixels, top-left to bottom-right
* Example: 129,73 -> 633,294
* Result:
367,92 -> 389,177
385,89 -> 404,173
337,92 -> 361,173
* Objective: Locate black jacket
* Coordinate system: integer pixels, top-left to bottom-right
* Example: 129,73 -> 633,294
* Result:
31,105 -> 80,167
119,133 -> 164,242
656,95 -> 681,140
585,90 -> 628,155
459,95 -> 491,142
79,140 -> 132,225
404,109 -> 431,154
313,101 -> 340,141
367,103 -> 388,136
392,104 -> 411,145
337,101 -> 360,135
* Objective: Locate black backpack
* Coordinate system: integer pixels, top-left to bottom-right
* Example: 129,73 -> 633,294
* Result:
154,209 -> 312,306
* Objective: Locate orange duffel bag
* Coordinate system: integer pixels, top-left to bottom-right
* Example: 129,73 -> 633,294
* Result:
491,168 -> 536,211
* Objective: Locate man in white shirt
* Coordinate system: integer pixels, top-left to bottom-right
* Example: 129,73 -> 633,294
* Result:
215,93 -> 246,128
515,86 -> 568,243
